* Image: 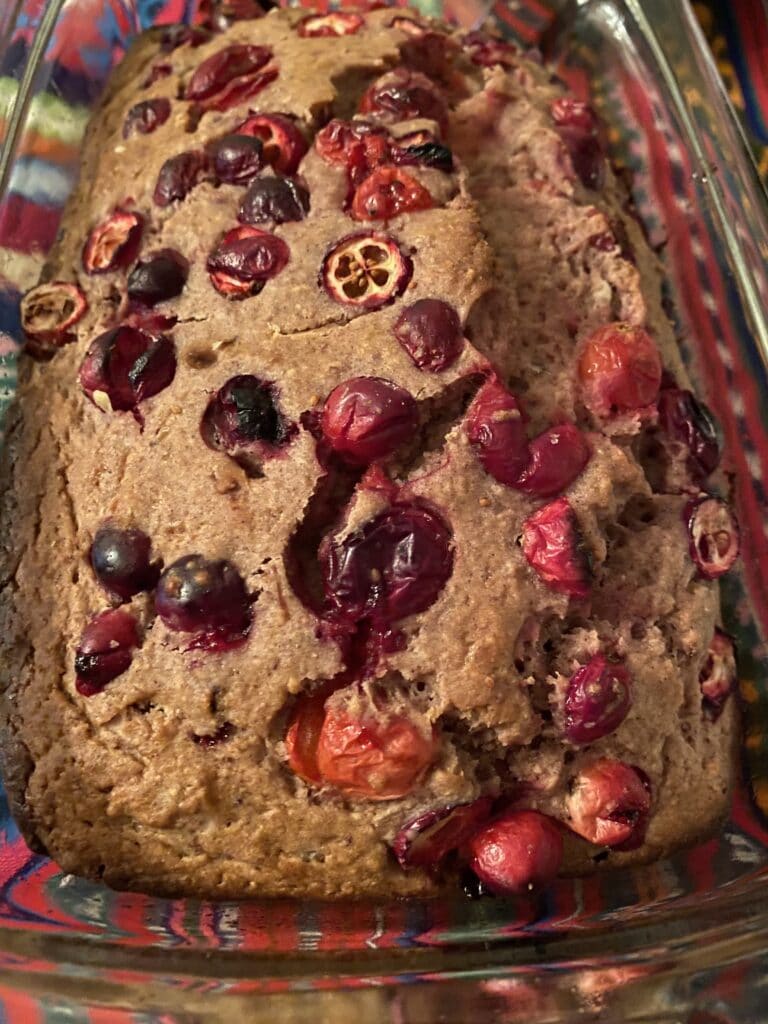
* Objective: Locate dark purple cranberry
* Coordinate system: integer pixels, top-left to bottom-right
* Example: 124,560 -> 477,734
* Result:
359,68 -> 449,137
75,609 -> 139,696
192,722 -> 236,747
393,299 -> 463,373
153,151 -> 209,207
143,62 -> 172,87
207,225 -> 289,298
564,653 -> 632,744
123,98 -> 172,139
90,524 -> 159,601
399,142 -> 453,172
321,377 -> 419,464
392,798 -> 493,870
79,326 -> 177,413
550,97 -> 605,191
684,495 -> 740,579
465,378 -> 529,485
160,24 -> 212,51
185,44 -> 272,101
699,628 -> 736,719
201,374 -> 296,460
205,134 -> 264,185
237,176 -> 310,226
127,250 -> 188,307
658,387 -> 721,482
155,554 -> 252,640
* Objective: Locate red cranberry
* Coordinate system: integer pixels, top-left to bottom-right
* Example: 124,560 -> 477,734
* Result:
237,176 -> 309,226
207,225 -> 289,298
123,98 -> 171,139
20,281 -> 87,356
315,119 -> 393,183
321,377 -> 418,464
658,386 -> 720,482
699,628 -> 736,719
235,113 -> 308,174
205,134 -> 263,184
285,687 -> 328,783
393,298 -> 463,372
191,67 -> 279,117
351,166 -> 433,221
143,62 -> 172,87
79,326 -> 176,413
564,653 -> 631,743
90,524 -> 159,601
321,502 -> 453,626
322,232 -> 412,309
192,722 -> 235,747
465,378 -> 529,486
467,810 -> 563,895
160,24 -> 211,51
397,141 -> 454,172
578,323 -> 662,418
153,151 -> 209,207
462,30 -> 517,69
185,44 -> 272,101
127,249 -> 188,307
685,495 -> 740,580
297,12 -> 364,36
392,797 -> 493,870
550,97 -> 605,190
521,497 -> 591,598
155,554 -> 252,641
82,210 -> 143,274
201,374 -> 296,459
75,609 -> 140,696
513,424 -> 591,499
567,759 -> 651,850
359,68 -> 449,136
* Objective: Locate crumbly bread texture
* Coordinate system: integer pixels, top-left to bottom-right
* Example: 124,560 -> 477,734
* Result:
0,8 -> 736,898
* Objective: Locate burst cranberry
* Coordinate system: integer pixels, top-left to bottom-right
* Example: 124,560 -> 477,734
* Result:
514,424 -> 591,498
699,628 -> 736,719
567,759 -> 651,850
82,210 -> 143,274
397,141 -> 454,172
467,811 -> 563,895
522,497 -> 590,598
685,495 -> 740,579
205,134 -> 263,184
21,281 -> 87,356
550,96 -> 605,190
79,326 -> 176,413
658,386 -> 721,482
201,374 -> 296,460
90,524 -> 159,601
153,151 -> 208,207
315,119 -> 393,179
321,502 -> 453,625
462,30 -> 517,69
185,44 -> 272,101
123,98 -> 171,139
465,378 -> 529,486
393,298 -> 463,372
238,176 -> 309,225
322,232 -> 412,309
192,68 -> 279,117
127,249 -> 188,307
297,12 -> 364,36
155,554 -> 251,640
359,68 -> 448,136
321,377 -> 418,464
578,323 -> 662,418
564,653 -> 631,744
351,166 -> 433,221
393,797 -> 493,870
74,609 -> 140,696
235,113 -> 308,174
207,225 -> 289,298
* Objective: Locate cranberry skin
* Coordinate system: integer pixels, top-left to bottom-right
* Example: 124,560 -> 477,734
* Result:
82,210 -> 143,274
21,281 -> 88,355
462,30 -> 517,69
153,151 -> 208,207
74,609 -> 140,696
201,374 -> 295,455
550,97 -> 605,190
393,299 -> 463,373
315,119 -> 393,180
564,654 -> 631,744
238,176 -> 309,226
79,326 -> 176,412
297,12 -> 364,37
685,495 -> 740,580
156,554 -> 251,638
578,323 -> 662,418
207,225 -> 289,298
127,249 -> 188,307
235,113 -> 308,174
185,44 -> 272,101
322,503 -> 453,625
286,687 -> 329,783
567,759 -> 652,850
465,379 -> 529,486
351,166 -> 433,221
205,134 -> 264,184
90,524 -> 159,602
522,497 -> 591,598
657,386 -> 721,481
515,424 -> 591,498
393,797 -> 493,870
468,811 -> 563,895
398,141 -> 454,173
321,377 -> 418,464
359,68 -> 449,136
322,232 -> 412,309
123,98 -> 171,139
699,628 -> 736,719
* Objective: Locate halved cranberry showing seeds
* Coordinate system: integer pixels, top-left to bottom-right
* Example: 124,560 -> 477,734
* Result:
564,653 -> 631,744
514,424 -> 591,498
75,609 -> 140,696
658,386 -> 721,482
465,378 -> 529,486
127,249 -> 188,307
467,810 -> 563,895
207,225 -> 289,298
699,628 -> 736,719
238,176 -> 309,225
79,326 -> 176,413
185,44 -> 272,101
153,150 -> 209,207
567,759 -> 651,850
578,323 -> 662,419
90,524 -> 159,602
393,797 -> 493,870
351,166 -> 433,221
359,68 -> 449,137
321,376 -> 418,464
82,210 -> 143,274
462,30 -> 517,69
322,232 -> 412,309
297,12 -> 364,37
685,495 -> 740,579
156,554 -> 252,642
21,281 -> 87,355
123,97 -> 171,139
201,374 -> 296,463
235,113 -> 308,174
550,97 -> 605,191
205,133 -> 264,184
522,497 -> 591,598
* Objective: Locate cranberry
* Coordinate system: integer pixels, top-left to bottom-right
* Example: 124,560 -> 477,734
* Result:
205,134 -> 263,184
123,98 -> 171,139
393,298 -> 463,372
297,12 -> 364,37
550,96 -> 605,190
513,424 -> 591,498
79,326 -> 176,413
127,249 -> 188,307
321,502 -> 453,625
237,176 -> 309,226
359,68 -> 449,136
467,810 -> 563,895
143,62 -> 172,88
153,151 -> 209,207
321,377 -> 418,464
192,722 -> 235,747
82,210 -> 143,274
285,687 -> 328,783
462,30 -> 517,69
155,554 -> 251,640
160,24 -> 211,51
685,495 -> 740,579
391,16 -> 427,36
191,67 -> 279,116
398,141 -> 454,173
74,609 -> 139,696
351,166 -> 433,221
578,323 -> 662,418
322,232 -> 412,309
201,374 -> 296,461
207,225 -> 289,298
90,523 -> 159,601
657,386 -> 720,482
315,119 -> 393,182
392,797 -> 493,870
699,628 -> 736,719
564,653 -> 631,743
567,759 -> 651,850
521,497 -> 590,598
185,44 -> 272,101
20,281 -> 87,356
235,113 -> 308,174
465,378 -> 529,486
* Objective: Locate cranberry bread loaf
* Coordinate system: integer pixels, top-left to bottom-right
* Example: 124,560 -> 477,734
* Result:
0,7 -> 740,898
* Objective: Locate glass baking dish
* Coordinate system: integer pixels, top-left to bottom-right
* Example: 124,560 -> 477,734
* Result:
0,0 -> 768,1020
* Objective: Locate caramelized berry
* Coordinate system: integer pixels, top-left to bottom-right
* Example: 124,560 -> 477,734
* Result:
205,133 -> 263,184
90,524 -> 159,601
201,374 -> 295,459
398,141 -> 453,172
21,281 -> 87,355
564,653 -> 631,743
123,98 -> 171,139
578,323 -> 662,418
685,495 -> 740,579
322,232 -> 412,309
156,554 -> 251,639
522,497 -> 590,598
127,249 -> 188,306
207,225 -> 289,298
321,376 -> 418,464
567,759 -> 651,850
79,326 -> 176,412
82,210 -> 143,274
393,298 -> 463,372
75,609 -> 139,696
351,166 -> 433,221
238,176 -> 309,225
235,113 -> 308,174
468,810 -> 563,895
